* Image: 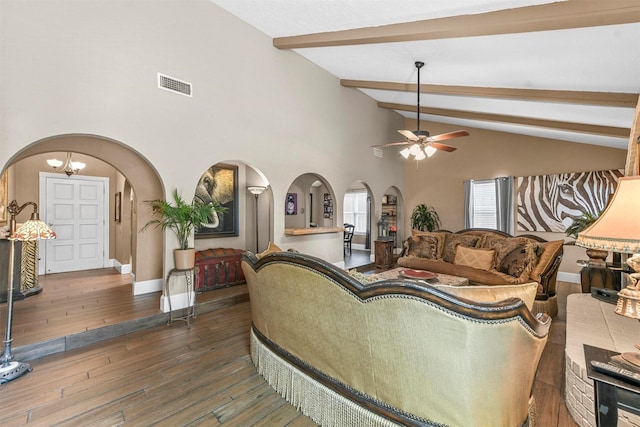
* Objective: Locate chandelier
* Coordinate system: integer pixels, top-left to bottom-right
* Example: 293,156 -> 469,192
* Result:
47,152 -> 86,176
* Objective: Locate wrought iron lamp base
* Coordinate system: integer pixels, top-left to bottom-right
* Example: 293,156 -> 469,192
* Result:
0,360 -> 32,384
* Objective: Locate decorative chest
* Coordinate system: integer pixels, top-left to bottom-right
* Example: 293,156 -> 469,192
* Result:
194,248 -> 245,292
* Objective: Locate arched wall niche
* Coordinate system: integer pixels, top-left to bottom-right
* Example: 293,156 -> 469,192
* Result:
3,134 -> 164,283
381,186 -> 405,254
284,173 -> 336,230
191,161 -> 273,254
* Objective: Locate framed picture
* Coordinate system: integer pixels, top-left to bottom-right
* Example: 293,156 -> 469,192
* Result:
195,163 -> 239,238
285,193 -> 297,215
0,170 -> 7,224
114,192 -> 122,223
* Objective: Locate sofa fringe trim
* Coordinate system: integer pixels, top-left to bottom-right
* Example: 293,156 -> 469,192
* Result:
251,328 -> 411,427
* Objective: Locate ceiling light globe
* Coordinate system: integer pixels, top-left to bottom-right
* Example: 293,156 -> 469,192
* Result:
400,148 -> 411,159
414,150 -> 426,161
409,144 -> 421,156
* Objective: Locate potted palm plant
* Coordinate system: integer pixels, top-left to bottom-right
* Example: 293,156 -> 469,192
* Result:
410,204 -> 441,232
142,189 -> 226,269
565,210 -> 606,264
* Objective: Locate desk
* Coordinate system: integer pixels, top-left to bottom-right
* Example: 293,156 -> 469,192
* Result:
165,268 -> 196,328
584,344 -> 640,426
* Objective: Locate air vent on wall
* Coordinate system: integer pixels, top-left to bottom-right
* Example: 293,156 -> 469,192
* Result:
158,73 -> 192,97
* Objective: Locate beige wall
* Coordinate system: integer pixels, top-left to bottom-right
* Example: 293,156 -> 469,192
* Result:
0,0 -> 405,279
403,119 -> 627,275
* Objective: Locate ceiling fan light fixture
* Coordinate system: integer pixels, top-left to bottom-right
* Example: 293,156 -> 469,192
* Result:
414,150 -> 426,161
409,144 -> 421,156
424,145 -> 437,157
400,148 -> 411,159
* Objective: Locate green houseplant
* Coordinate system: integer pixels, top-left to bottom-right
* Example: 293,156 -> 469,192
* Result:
142,189 -> 226,269
565,210 -> 607,264
410,204 -> 441,232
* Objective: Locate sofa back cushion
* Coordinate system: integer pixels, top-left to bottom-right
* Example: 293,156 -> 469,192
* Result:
454,245 -> 496,271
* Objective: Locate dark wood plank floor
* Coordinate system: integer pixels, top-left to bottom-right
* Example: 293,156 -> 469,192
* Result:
1,268 -> 581,426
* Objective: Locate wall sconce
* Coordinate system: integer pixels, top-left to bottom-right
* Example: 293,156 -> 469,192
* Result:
247,186 -> 266,253
0,200 -> 56,384
47,152 -> 86,176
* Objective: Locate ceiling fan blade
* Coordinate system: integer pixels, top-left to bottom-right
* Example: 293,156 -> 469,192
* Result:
371,141 -> 410,148
398,130 -> 419,141
430,142 -> 457,152
429,130 -> 469,142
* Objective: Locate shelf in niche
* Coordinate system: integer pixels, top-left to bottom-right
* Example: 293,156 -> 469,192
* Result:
285,227 -> 344,236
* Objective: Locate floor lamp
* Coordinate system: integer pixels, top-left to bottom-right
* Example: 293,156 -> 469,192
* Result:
0,200 -> 56,384
247,186 -> 266,253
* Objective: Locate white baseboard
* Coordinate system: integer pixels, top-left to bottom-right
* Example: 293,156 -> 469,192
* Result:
160,291 -> 196,313
133,278 -> 163,295
558,272 -> 580,284
112,259 -> 132,275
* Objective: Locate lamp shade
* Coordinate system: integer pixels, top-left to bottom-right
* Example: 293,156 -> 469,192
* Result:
11,217 -> 56,241
247,186 -> 266,195
576,176 -> 640,254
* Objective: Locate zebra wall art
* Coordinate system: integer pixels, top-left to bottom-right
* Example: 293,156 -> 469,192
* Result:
516,169 -> 623,232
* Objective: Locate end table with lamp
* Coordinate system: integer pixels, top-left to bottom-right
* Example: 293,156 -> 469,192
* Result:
576,176 -> 640,424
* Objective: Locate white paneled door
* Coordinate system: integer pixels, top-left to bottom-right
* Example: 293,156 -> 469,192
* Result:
42,173 -> 109,274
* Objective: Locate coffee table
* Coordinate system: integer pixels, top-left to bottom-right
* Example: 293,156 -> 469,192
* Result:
368,267 -> 469,287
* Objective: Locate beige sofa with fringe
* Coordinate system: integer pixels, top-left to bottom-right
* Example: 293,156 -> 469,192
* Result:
241,250 -> 550,427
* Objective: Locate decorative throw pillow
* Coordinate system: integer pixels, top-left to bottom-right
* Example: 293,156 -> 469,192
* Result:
500,244 -> 536,278
433,282 -> 538,311
405,235 -> 439,259
441,234 -> 481,264
480,235 -> 536,267
454,245 -> 496,271
411,231 -> 446,258
530,240 -> 564,283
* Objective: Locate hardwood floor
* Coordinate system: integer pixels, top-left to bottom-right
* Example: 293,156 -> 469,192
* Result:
1,269 -> 582,426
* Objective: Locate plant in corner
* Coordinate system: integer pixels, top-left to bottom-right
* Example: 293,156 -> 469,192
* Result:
142,189 -> 226,269
410,204 -> 441,232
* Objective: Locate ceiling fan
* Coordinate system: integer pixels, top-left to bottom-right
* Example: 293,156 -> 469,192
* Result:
373,61 -> 469,160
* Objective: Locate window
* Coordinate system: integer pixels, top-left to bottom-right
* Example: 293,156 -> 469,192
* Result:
343,191 -> 368,233
470,180 -> 497,229
464,177 -> 513,234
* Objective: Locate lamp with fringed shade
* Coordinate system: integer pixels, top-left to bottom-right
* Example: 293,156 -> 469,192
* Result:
576,176 -> 640,367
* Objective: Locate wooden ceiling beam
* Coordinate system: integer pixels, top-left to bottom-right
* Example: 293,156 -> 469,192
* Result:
341,80 -> 638,108
378,102 -> 631,139
274,1 -> 640,49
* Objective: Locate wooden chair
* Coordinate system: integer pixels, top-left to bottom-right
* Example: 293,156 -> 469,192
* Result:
343,223 -> 355,254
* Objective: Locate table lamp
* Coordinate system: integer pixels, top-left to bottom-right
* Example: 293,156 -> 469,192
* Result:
0,200 -> 56,384
576,176 -> 640,367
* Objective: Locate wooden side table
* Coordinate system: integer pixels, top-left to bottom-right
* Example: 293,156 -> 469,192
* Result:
165,268 -> 197,328
375,239 -> 394,269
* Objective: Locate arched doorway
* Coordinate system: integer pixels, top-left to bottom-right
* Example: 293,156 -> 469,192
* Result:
4,134 -> 164,291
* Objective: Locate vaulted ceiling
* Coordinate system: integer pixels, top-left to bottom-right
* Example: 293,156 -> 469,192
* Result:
211,0 -> 640,150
